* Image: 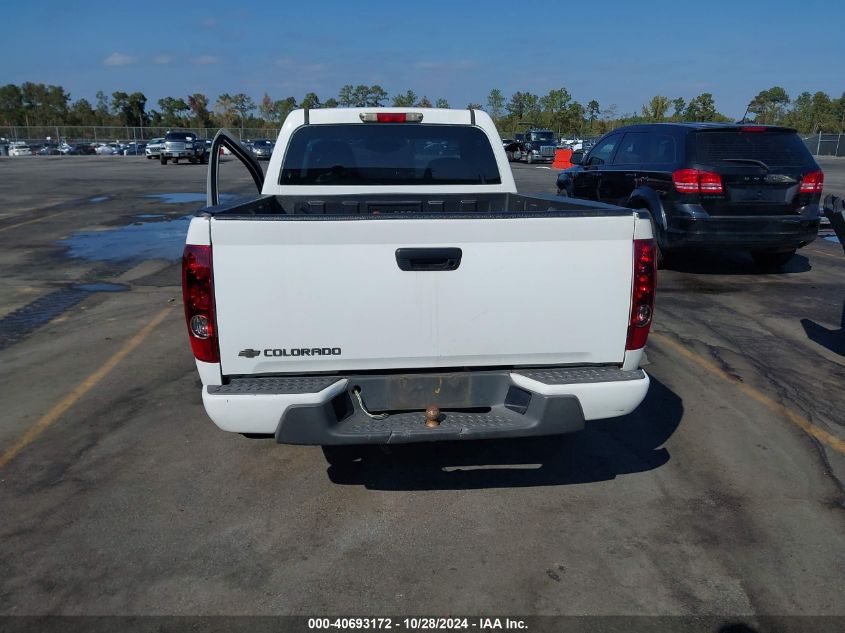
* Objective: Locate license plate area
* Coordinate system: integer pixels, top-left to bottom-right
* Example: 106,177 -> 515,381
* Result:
349,372 -> 505,411
728,186 -> 788,203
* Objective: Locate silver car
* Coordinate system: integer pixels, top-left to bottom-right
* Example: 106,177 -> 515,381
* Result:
145,138 -> 165,159
250,139 -> 273,160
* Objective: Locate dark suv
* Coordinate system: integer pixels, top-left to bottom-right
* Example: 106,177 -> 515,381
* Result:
556,123 -> 824,267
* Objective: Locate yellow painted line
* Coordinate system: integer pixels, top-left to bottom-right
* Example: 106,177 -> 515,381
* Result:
0,307 -> 173,469
650,332 -> 845,456
0,210 -> 70,234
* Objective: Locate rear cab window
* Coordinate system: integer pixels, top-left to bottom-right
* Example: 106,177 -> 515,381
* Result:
279,124 -> 501,186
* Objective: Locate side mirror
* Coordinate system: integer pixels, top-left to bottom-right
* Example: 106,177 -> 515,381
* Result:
569,150 -> 584,165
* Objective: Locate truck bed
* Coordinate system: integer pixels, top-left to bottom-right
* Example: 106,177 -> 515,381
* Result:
202,192 -> 637,219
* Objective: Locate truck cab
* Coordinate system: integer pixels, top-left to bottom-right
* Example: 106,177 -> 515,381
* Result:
522,128 -> 557,164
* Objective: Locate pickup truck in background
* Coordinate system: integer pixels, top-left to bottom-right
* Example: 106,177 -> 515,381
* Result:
182,108 -> 655,465
161,130 -> 207,165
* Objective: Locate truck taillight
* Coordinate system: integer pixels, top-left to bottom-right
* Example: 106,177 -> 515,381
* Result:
672,169 -> 724,194
626,239 -> 657,351
182,244 -> 219,363
799,170 -> 824,193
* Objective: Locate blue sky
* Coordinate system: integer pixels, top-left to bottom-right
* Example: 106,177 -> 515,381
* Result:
3,0 -> 843,118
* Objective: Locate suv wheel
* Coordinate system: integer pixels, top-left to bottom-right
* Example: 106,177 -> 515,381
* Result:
751,249 -> 796,269
173,158 -> 179,164
160,156 -> 168,165
527,153 -> 534,164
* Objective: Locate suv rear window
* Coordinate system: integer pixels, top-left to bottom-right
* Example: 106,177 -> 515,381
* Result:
279,124 -> 501,186
693,130 -> 813,167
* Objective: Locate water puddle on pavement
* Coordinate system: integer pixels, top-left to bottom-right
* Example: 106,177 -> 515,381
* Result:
145,192 -> 236,204
824,235 -> 840,244
59,215 -> 192,262
72,283 -> 129,293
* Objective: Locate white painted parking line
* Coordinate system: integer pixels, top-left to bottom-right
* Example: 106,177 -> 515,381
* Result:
535,166 -> 552,170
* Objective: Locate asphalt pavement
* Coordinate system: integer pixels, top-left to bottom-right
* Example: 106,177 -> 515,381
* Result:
0,155 -> 843,622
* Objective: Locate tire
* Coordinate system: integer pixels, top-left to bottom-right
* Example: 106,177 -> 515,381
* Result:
146,155 -> 152,160
173,158 -> 179,164
160,156 -> 168,164
527,153 -> 534,164
751,249 -> 796,269
200,153 -> 208,164
189,157 -> 197,164
506,151 -> 514,162
321,445 -> 366,467
556,187 -> 569,197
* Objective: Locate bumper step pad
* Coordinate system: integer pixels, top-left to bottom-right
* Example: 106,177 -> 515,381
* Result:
208,376 -> 340,395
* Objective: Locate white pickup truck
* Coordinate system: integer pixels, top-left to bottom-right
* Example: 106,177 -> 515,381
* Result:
182,107 -> 655,464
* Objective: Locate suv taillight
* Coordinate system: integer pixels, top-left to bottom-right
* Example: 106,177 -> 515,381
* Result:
800,170 -> 824,193
626,239 -> 657,351
672,168 -> 724,194
182,244 -> 219,363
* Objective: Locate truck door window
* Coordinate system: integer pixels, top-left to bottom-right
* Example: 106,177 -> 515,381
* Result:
587,136 -> 619,166
613,132 -> 652,165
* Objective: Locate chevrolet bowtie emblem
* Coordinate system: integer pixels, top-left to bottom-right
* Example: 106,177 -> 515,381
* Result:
238,349 -> 261,358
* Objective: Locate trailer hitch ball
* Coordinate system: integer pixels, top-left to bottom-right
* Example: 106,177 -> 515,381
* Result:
425,405 -> 441,428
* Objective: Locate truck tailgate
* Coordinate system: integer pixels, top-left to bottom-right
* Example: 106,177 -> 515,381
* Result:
210,214 -> 636,375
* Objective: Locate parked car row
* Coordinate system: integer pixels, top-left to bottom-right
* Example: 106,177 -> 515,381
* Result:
3,140 -> 148,156
4,134 -> 263,162
553,122 -> 825,269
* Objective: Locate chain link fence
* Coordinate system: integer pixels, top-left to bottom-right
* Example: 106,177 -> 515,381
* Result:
0,125 -> 280,144
802,134 -> 845,157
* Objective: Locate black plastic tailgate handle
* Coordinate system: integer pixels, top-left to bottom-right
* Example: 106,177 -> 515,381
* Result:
396,248 -> 462,271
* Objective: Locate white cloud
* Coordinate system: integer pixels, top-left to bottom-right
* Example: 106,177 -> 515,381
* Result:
153,55 -> 172,65
103,52 -> 138,67
191,55 -> 219,65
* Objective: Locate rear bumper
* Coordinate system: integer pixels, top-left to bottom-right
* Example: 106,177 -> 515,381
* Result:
164,150 -> 202,158
665,216 -> 819,250
201,367 -> 650,445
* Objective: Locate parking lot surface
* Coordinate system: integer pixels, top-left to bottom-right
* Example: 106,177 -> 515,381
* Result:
0,156 -> 843,617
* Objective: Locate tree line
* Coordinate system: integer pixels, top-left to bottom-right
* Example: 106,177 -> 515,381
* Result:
2,81 -> 843,138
